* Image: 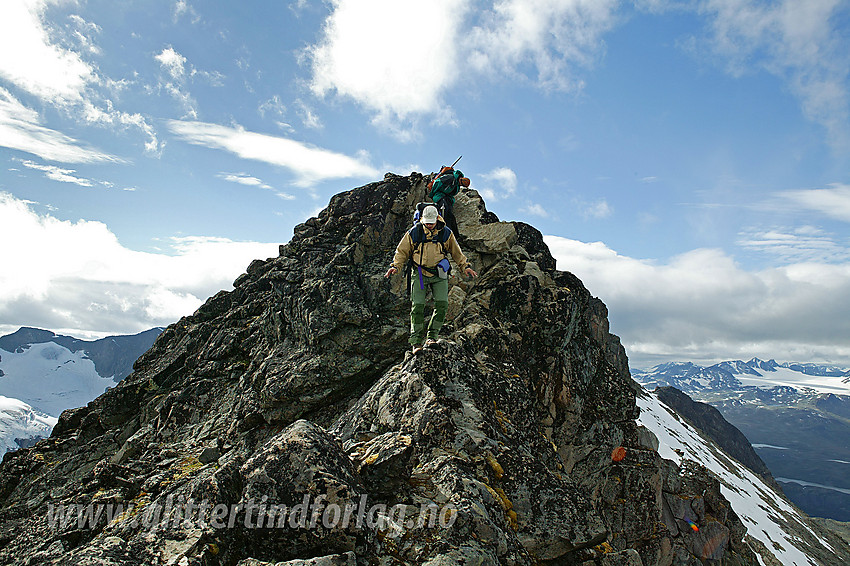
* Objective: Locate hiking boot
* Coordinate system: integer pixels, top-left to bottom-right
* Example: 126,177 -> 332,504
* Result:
425,339 -> 437,347
412,344 -> 424,354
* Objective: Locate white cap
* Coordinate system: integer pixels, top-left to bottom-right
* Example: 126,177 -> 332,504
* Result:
422,205 -> 438,224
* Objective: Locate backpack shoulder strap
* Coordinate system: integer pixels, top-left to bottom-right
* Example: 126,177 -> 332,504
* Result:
409,223 -> 425,245
409,224 -> 450,256
437,226 -> 452,255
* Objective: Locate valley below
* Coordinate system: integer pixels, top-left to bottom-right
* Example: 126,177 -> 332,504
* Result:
634,359 -> 850,522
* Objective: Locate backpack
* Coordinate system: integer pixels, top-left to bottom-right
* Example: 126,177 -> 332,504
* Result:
410,202 -> 451,250
405,203 -> 452,291
412,202 -> 432,224
410,222 -> 451,252
428,168 -> 462,203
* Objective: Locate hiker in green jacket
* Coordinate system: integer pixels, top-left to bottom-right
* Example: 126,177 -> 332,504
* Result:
384,205 -> 477,354
428,165 -> 469,237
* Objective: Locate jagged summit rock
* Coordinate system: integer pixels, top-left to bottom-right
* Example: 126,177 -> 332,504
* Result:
1,174 -> 758,565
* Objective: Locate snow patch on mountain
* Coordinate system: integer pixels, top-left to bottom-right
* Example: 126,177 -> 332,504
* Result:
632,361 -> 744,392
735,366 -> 850,395
637,389 -> 833,566
0,341 -> 115,417
634,358 -> 850,396
0,396 -> 57,456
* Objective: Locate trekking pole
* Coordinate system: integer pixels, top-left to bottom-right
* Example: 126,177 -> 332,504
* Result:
450,155 -> 462,169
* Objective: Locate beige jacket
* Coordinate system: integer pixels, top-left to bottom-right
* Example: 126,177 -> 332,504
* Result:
391,218 -> 470,276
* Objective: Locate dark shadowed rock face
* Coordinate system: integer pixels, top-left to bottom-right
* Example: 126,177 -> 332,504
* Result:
0,174 -> 756,565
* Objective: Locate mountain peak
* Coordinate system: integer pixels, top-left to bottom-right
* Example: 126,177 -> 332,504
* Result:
747,357 -> 779,371
0,174 -> 827,565
0,327 -> 57,353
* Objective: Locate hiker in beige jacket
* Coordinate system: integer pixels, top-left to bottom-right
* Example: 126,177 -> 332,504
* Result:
385,205 -> 476,353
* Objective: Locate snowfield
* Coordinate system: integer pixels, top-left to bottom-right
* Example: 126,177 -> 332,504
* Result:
0,341 -> 115,417
637,389 -> 834,566
634,358 -> 850,396
0,396 -> 57,456
734,367 -> 850,395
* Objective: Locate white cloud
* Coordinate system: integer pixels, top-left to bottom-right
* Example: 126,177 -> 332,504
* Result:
696,0 -> 850,144
0,88 -> 122,163
738,226 -> 850,263
468,0 -> 619,90
309,0 -> 467,130
68,15 -> 102,56
217,172 -> 296,200
780,184 -> 850,222
218,172 -> 271,190
290,0 -> 309,13
167,120 -> 380,187
259,95 -> 286,118
155,47 -> 187,81
18,159 -> 93,186
478,167 -> 518,201
544,235 -> 850,367
0,2 -> 161,155
0,192 -> 279,335
296,99 -> 323,130
307,0 -> 848,144
79,99 -> 162,155
154,46 -> 198,119
0,0 -> 94,104
173,0 -> 200,24
308,0 -> 619,129
583,198 -> 612,219
156,46 -> 223,87
151,46 -> 221,120
521,203 -> 549,218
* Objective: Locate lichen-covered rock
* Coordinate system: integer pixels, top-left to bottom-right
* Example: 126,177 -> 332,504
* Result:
0,173 -> 813,565
238,553 -> 357,566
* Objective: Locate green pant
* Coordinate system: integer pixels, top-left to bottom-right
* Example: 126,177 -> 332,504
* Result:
410,274 -> 449,345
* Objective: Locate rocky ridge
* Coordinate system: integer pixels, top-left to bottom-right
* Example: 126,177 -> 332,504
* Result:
0,173 -> 841,565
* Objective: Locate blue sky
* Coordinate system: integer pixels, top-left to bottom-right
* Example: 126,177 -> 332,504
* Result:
1,0 -> 849,368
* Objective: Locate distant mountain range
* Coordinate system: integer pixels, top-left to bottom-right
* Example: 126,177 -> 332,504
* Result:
0,327 -> 162,456
0,327 -> 164,383
633,358 -> 850,522
632,357 -> 850,396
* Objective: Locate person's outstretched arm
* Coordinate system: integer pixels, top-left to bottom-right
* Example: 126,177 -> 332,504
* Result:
446,233 -> 477,278
385,233 -> 413,277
